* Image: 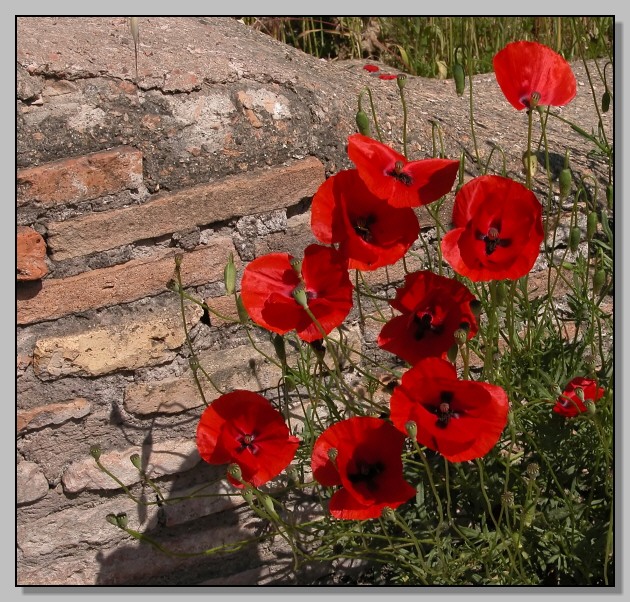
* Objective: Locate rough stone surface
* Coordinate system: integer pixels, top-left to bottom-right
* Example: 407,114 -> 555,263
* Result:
47,157 -> 324,261
32,305 -> 202,379
17,226 -> 48,281
17,397 -> 91,433
123,340 -> 282,415
17,146 -> 143,207
17,461 -> 50,505
17,239 -> 236,325
61,438 -> 200,493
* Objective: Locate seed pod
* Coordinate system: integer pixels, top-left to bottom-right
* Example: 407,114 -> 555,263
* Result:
559,168 -> 572,197
601,89 -> 610,113
593,269 -> 606,295
569,226 -> 581,252
453,62 -> 465,96
586,211 -> 598,241
355,109 -> 371,136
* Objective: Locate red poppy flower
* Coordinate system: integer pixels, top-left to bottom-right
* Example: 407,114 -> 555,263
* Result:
241,243 -> 353,342
493,41 -> 576,110
347,133 -> 459,208
552,377 -> 605,417
311,416 -> 416,520
390,357 -> 509,462
363,64 -> 380,73
441,175 -> 544,281
311,169 -> 420,271
196,390 -> 300,488
378,73 -> 398,80
378,270 -> 478,365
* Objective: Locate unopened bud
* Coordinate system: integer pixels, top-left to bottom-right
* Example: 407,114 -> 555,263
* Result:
272,333 -> 287,366
601,89 -> 611,113
223,252 -> 236,295
405,420 -> 418,440
586,211 -> 598,241
446,343 -> 458,363
453,62 -> 465,96
262,494 -> 279,520
559,168 -> 572,197
593,269 -> 606,295
522,151 -> 537,178
355,110 -> 371,136
470,299 -> 482,318
569,226 -> 581,253
129,453 -> 142,470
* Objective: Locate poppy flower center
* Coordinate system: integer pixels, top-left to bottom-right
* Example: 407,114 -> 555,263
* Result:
347,459 -> 385,492
237,432 -> 260,454
412,310 -> 444,340
521,90 -> 542,110
477,224 -> 511,256
353,214 -> 377,242
429,391 -> 459,429
387,160 -> 413,186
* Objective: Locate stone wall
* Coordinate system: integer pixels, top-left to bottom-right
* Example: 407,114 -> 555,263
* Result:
16,17 -> 612,585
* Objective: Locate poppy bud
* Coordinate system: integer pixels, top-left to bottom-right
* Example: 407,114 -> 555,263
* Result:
606,184 -> 613,209
601,89 -> 610,113
559,168 -> 572,197
262,494 -> 279,520
522,151 -> 537,178
586,211 -> 598,241
89,445 -> 102,461
569,226 -> 581,252
453,62 -> 465,96
236,294 -> 249,324
593,269 -> 606,295
405,420 -> 418,440
223,252 -> 236,295
446,343 -> 458,363
227,463 -> 243,482
130,453 -> 142,470
272,333 -> 287,366
355,110 -> 371,136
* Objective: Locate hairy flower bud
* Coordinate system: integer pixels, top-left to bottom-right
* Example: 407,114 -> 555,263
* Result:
586,211 -> 598,241
129,453 -> 142,470
601,89 -> 611,113
223,252 -> 236,295
593,269 -> 606,295
559,168 -> 572,198
272,333 -> 287,366
453,62 -> 465,96
355,110 -> 371,136
569,226 -> 581,253
236,294 -> 249,324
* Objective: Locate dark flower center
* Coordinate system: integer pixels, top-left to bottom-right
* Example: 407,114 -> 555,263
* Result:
237,432 -> 259,454
412,311 -> 444,340
347,460 -> 385,492
387,160 -> 413,186
477,224 -> 511,256
429,391 -> 459,429
353,214 -> 377,243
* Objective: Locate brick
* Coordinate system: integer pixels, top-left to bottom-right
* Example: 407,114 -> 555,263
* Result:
17,146 -> 143,207
61,438 -> 200,494
123,341 -> 283,415
17,238 -> 237,325
17,461 -> 49,504
204,295 -> 240,327
17,226 -> 47,281
18,397 -> 91,433
46,157 -> 324,261
32,305 -> 202,380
